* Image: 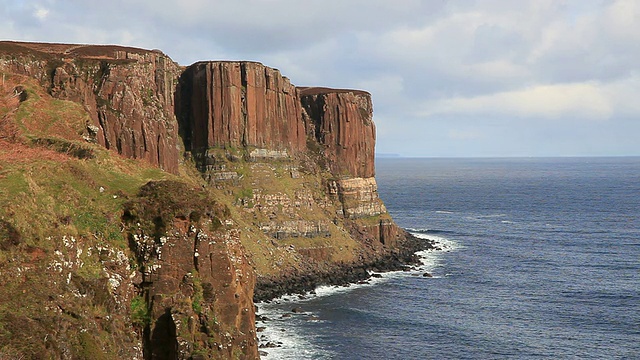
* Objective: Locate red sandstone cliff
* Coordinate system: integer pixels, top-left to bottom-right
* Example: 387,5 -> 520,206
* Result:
300,87 -> 376,179
300,87 -> 403,246
176,61 -> 306,156
0,41 -> 182,173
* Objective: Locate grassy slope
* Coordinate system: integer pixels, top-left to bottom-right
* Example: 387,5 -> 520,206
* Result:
201,149 -> 363,277
0,73 -> 183,358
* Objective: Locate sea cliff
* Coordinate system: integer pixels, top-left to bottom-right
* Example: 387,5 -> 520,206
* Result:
0,41 -> 429,360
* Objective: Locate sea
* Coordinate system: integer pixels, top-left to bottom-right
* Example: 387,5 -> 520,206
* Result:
257,157 -> 640,359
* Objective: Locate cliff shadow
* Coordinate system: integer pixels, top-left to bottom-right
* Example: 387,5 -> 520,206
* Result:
148,308 -> 178,360
174,69 -> 194,153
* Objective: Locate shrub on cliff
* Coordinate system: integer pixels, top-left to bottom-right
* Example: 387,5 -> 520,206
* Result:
122,180 -> 228,240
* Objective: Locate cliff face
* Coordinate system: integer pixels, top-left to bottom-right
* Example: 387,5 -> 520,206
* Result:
0,41 -> 419,360
123,181 -> 258,359
300,87 -> 400,246
300,87 -> 376,179
176,61 -> 306,157
0,41 -> 182,173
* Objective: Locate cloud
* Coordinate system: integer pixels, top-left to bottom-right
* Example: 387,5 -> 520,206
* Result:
417,73 -> 640,121
33,6 -> 49,21
418,82 -> 612,120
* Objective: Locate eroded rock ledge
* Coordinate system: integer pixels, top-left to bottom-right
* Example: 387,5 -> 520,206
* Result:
253,233 -> 433,302
0,41 -> 182,173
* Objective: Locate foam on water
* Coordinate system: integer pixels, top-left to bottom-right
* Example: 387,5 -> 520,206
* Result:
256,315 -> 334,359
256,233 -> 461,358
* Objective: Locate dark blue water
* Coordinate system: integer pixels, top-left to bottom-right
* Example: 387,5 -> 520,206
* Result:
259,157 -> 640,359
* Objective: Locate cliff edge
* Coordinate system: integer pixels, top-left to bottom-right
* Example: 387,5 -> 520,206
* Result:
0,41 -> 427,360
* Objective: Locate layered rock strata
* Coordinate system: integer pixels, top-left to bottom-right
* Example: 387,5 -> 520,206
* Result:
300,87 -> 402,247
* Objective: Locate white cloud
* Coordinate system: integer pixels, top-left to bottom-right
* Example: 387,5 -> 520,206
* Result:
417,71 -> 640,123
33,5 -> 49,20
419,82 -> 615,120
603,0 -> 640,42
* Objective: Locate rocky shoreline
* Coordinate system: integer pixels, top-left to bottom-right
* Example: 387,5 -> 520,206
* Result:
254,232 -> 435,302
253,232 -> 439,357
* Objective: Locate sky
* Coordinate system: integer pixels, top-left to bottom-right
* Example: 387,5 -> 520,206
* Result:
2,0 -> 639,157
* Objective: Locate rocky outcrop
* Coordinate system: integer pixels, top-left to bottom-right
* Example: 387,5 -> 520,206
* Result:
328,177 -> 387,219
123,181 -> 258,359
300,87 -> 376,178
176,62 -> 306,158
300,88 -> 396,245
0,41 -> 182,173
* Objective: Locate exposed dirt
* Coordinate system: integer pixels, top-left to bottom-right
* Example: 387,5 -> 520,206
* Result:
0,140 -> 70,164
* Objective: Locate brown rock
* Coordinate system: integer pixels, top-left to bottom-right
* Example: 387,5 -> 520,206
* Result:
0,41 -> 182,174
300,87 -> 376,178
176,61 -> 306,156
124,181 -> 258,359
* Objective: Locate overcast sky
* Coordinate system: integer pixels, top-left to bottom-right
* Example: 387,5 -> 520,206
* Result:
2,0 -> 639,157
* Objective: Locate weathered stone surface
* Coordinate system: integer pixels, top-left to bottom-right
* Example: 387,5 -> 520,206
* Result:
136,227 -> 256,359
301,87 -> 376,178
0,41 -> 182,173
328,177 -> 387,219
176,61 -> 306,155
124,181 -> 258,359
259,220 -> 331,239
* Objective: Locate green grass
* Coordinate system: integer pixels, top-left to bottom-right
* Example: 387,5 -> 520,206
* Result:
0,143 -> 188,358
43,98 -> 89,134
13,88 -> 37,133
130,295 -> 150,328
191,271 -> 204,314
0,143 -> 179,249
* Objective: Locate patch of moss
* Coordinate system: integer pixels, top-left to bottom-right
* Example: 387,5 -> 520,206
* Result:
130,295 -> 151,328
191,271 -> 204,314
31,137 -> 95,159
75,331 -> 109,360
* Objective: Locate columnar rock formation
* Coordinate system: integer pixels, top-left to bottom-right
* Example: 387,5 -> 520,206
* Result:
300,87 -> 376,179
176,61 -> 306,156
299,87 -> 397,245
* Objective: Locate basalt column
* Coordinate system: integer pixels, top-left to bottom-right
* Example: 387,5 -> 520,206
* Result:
176,61 -> 306,159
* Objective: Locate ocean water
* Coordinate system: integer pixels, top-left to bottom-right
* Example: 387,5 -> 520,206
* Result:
258,157 -> 640,359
